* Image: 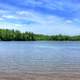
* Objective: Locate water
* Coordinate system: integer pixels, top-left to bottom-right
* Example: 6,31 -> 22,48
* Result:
0,41 -> 80,73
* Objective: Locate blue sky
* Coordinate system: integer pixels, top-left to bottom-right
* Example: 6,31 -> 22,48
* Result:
0,0 -> 80,35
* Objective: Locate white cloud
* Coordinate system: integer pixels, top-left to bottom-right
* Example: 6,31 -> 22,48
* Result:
2,15 -> 16,19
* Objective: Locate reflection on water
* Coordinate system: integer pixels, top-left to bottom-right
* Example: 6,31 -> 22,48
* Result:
0,41 -> 80,73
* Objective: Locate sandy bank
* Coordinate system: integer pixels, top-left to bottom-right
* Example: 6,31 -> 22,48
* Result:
0,72 -> 80,80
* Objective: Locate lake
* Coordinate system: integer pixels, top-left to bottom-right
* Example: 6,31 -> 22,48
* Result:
0,41 -> 80,73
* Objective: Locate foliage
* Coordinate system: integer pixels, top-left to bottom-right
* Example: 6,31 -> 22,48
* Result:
0,29 -> 80,41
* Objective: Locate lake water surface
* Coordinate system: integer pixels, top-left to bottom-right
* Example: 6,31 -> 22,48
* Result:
0,41 -> 80,73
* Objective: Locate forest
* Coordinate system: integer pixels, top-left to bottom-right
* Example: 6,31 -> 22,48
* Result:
0,29 -> 80,41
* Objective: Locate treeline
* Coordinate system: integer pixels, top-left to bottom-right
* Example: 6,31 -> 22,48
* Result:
0,29 -> 80,41
0,29 -> 35,41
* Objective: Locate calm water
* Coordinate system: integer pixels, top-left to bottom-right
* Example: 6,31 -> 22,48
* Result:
0,41 -> 80,73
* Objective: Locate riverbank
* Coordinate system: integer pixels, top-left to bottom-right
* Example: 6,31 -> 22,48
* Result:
0,72 -> 80,80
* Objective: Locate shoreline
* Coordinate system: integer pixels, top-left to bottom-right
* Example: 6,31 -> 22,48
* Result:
0,72 -> 80,80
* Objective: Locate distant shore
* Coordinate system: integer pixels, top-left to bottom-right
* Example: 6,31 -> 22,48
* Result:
0,29 -> 80,41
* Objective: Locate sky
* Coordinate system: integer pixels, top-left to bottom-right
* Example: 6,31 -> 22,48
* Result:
0,0 -> 80,35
